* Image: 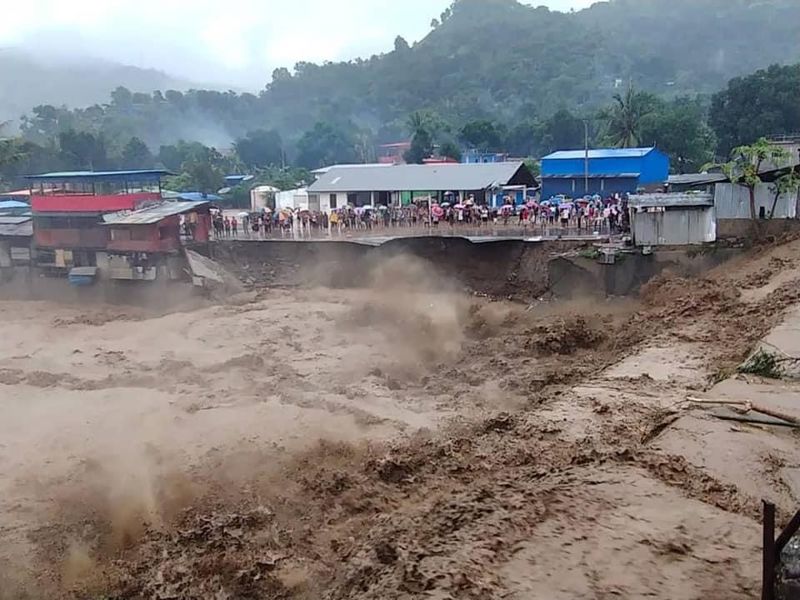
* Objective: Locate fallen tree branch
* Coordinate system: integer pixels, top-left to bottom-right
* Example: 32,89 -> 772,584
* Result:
713,413 -> 800,429
687,396 -> 800,425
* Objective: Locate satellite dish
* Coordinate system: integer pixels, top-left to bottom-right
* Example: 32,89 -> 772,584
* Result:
217,187 -> 232,194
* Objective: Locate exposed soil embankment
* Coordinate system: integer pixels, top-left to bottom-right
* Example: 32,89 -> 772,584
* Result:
209,238 -> 582,299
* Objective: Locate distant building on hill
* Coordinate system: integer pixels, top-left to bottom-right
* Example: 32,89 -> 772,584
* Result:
462,150 -> 510,164
378,142 -> 411,164
540,147 -> 669,199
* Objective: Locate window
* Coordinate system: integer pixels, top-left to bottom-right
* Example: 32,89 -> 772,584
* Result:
35,215 -> 101,229
330,194 -> 338,209
131,228 -> 150,241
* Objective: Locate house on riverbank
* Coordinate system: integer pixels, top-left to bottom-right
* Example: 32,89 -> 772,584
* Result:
307,161 -> 536,212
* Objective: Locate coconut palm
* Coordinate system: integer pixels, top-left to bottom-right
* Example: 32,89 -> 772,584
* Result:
599,84 -> 659,148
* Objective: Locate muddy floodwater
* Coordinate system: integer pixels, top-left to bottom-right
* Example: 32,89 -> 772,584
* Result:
3,243 -> 800,599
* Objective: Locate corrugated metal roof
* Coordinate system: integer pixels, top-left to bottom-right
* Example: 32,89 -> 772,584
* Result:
543,147 -> 656,160
308,162 -> 531,193
0,220 -> 32,237
667,173 -> 727,186
103,201 -> 209,226
0,190 -> 31,198
0,200 -> 30,210
25,169 -> 171,183
311,163 -> 392,175
629,192 -> 714,208
0,216 -> 32,224
542,173 -> 640,179
161,191 -> 221,202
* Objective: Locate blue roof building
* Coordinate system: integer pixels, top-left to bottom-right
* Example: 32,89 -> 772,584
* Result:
540,147 -> 669,199
462,150 -> 510,164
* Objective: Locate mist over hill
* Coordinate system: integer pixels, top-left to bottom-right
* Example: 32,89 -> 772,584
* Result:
0,49 -> 196,123
5,0 -> 800,155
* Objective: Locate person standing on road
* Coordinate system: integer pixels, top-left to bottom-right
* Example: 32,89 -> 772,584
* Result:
231,216 -> 238,238
560,206 -> 570,229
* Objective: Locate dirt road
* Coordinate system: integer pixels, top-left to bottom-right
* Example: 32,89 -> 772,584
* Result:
2,244 -> 800,599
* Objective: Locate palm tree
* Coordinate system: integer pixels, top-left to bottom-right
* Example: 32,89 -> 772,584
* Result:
407,111 -> 429,138
599,84 -> 657,148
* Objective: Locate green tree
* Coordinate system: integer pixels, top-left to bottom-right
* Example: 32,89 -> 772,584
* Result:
162,172 -> 195,192
58,129 -> 110,170
459,120 -> 506,151
705,138 -> 792,235
710,64 -> 800,155
0,139 -> 27,187
110,86 -> 134,108
183,148 -> 226,194
404,129 -> 433,164
639,97 -> 715,173
439,140 -> 462,161
11,0 -> 800,156
404,111 -> 449,163
158,140 -> 210,172
537,109 -> 586,155
505,121 -> 539,157
523,158 -> 540,178
120,137 -> 154,168
234,129 -> 283,168
0,122 -> 26,172
769,168 -> 800,219
393,36 -> 410,53
598,85 -> 660,148
296,122 -> 358,169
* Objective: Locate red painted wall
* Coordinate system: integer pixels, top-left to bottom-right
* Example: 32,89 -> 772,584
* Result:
35,228 -> 109,248
107,237 -> 180,253
31,192 -> 160,213
107,217 -> 182,253
194,214 -> 211,242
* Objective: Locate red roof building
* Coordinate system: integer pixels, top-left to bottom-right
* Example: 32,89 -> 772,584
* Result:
24,170 -> 169,269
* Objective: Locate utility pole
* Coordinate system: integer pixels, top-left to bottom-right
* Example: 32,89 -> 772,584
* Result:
584,120 -> 590,196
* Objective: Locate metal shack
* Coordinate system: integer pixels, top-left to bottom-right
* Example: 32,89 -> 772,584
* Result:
628,192 -> 716,246
0,216 -> 33,272
100,201 -> 211,281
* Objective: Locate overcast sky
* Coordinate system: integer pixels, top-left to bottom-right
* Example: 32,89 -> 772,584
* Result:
0,0 -> 596,89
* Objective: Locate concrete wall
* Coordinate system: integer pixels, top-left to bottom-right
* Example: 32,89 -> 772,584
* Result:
632,207 -> 716,246
318,192 -> 348,213
549,247 -> 740,298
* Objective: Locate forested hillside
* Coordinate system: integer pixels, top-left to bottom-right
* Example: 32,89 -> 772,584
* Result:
12,0 -> 800,150
2,0 -> 800,196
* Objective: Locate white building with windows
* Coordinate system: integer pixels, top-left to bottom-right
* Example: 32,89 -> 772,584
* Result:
307,162 -> 536,212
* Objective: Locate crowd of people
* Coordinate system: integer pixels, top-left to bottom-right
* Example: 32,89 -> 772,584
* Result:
210,192 -> 630,239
